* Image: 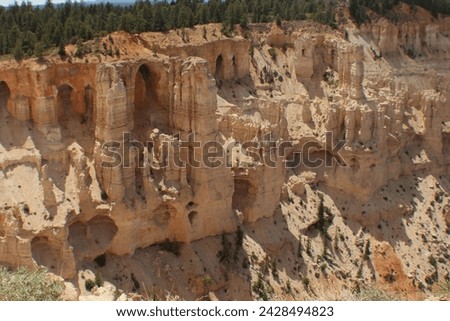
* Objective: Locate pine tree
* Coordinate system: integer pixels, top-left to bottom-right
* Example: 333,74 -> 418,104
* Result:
0,0 -> 449,58
34,41 -> 45,59
275,14 -> 282,27
58,39 -> 66,56
239,1 -> 248,28
13,41 -> 24,61
153,4 -> 167,31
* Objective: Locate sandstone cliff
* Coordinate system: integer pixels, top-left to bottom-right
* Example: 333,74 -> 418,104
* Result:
0,10 -> 449,300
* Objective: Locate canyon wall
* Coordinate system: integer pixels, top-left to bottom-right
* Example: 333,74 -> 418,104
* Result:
0,12 -> 449,292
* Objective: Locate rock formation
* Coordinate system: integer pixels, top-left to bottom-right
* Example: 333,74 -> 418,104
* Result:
0,10 -> 449,300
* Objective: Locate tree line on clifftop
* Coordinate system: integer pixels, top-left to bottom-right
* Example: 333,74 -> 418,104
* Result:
0,0 -> 448,60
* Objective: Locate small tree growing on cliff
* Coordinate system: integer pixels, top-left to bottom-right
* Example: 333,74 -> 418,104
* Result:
13,42 -> 24,61
58,40 -> 66,56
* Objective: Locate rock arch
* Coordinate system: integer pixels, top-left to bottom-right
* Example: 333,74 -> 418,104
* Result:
56,83 -> 75,130
152,203 -> 174,227
133,63 -> 170,141
68,215 -> 118,260
57,83 -> 74,118
31,236 -> 63,274
232,178 -> 256,219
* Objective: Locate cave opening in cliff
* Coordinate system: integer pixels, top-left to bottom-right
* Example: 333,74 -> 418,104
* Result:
134,64 -> 170,143
188,211 -> 199,227
232,178 -> 255,219
57,84 -> 73,114
152,204 -> 173,227
57,83 -> 78,131
0,81 -> 10,112
31,236 -> 62,274
133,63 -> 171,198
299,149 -> 335,173
68,216 -> 118,260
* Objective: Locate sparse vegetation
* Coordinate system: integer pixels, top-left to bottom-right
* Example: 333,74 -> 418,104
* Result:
236,226 -> 244,248
131,273 -> 140,291
318,195 -> 330,237
406,48 -> 416,59
384,270 -> 396,283
252,273 -> 273,301
284,279 -> 292,295
302,277 -> 311,291
429,255 -> 438,269
357,262 -> 363,279
364,240 -> 371,260
297,238 -> 303,259
95,268 -> 104,287
202,274 -> 214,288
0,266 -> 64,300
268,47 -> 277,61
354,286 -> 395,301
249,44 -> 254,58
434,191 -> 445,204
306,237 -> 312,257
233,227 -> 245,262
435,279 -> 450,297
270,259 -> 279,279
333,230 -> 339,251
218,233 -> 232,263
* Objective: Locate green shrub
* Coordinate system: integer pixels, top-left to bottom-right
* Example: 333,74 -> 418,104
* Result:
406,48 -> 415,59
252,274 -> 271,301
268,47 -> 277,61
95,269 -> 104,287
130,273 -> 140,291
302,277 -> 310,291
354,286 -> 394,301
297,238 -> 303,258
218,233 -> 232,263
0,266 -> 64,300
249,44 -> 254,58
364,240 -> 371,260
429,256 -> 438,269
236,226 -> 244,248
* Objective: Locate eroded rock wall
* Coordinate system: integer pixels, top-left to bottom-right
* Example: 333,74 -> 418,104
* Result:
0,13 -> 449,294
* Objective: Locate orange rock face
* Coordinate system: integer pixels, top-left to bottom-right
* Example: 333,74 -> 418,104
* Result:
0,14 -> 449,300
